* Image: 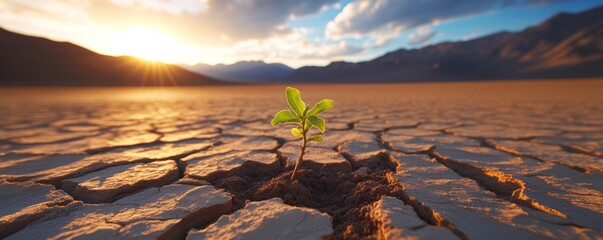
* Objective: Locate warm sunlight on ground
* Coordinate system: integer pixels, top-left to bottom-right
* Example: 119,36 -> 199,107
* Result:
110,27 -> 186,62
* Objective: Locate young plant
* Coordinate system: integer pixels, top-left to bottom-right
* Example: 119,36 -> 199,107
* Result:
271,87 -> 334,181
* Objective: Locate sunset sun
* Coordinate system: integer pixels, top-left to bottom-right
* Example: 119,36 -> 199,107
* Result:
112,27 -> 180,62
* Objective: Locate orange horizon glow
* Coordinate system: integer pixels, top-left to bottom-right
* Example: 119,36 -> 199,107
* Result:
136,60 -> 179,87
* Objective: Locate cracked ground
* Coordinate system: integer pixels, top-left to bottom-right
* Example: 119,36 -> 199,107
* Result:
0,81 -> 602,240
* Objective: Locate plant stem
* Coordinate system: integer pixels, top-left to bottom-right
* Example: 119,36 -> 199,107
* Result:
291,118 -> 308,181
291,140 -> 306,181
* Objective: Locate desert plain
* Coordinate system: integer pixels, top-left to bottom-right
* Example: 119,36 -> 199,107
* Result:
0,80 -> 602,239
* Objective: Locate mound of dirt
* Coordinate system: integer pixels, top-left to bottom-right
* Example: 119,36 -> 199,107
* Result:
211,168 -> 405,239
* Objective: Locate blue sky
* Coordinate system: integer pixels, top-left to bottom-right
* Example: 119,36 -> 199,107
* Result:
289,0 -> 603,64
1,0 -> 602,68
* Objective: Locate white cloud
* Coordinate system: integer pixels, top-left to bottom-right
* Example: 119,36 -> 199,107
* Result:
327,0 -> 569,44
1,0 -> 339,46
408,26 -> 436,46
0,0 -> 353,67
108,0 -> 208,14
222,28 -> 364,67
371,24 -> 406,47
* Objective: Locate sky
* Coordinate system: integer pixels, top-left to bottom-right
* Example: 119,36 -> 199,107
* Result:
1,0 -> 602,68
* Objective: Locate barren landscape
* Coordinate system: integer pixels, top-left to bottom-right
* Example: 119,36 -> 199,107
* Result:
1,80 -> 602,239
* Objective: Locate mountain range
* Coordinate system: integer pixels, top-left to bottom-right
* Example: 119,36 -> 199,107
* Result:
0,5 -> 602,85
0,27 -> 224,86
286,5 -> 603,83
183,61 -> 293,82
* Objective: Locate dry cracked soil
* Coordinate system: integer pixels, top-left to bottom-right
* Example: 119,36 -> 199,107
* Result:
0,80 -> 602,240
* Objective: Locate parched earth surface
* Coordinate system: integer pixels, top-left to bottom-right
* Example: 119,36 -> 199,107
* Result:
1,80 -> 602,239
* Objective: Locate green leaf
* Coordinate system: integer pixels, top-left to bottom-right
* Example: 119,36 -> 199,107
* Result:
291,127 -> 303,137
304,120 -> 312,131
271,110 -> 300,126
307,99 -> 334,116
307,116 -> 326,133
310,135 -> 323,142
286,87 -> 306,117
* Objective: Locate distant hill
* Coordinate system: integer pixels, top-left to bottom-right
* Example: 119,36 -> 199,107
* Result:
185,61 -> 294,82
0,28 -> 225,86
287,5 -> 603,83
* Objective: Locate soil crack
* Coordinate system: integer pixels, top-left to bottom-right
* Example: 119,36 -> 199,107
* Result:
427,150 -> 567,218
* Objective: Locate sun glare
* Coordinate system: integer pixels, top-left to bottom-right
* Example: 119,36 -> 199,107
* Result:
112,27 -> 182,62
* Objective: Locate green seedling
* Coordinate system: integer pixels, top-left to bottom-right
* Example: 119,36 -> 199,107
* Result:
271,87 -> 334,181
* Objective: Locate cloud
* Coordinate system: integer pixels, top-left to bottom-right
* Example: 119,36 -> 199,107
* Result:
460,31 -> 481,41
108,0 -> 208,15
327,0 -> 568,42
1,0 -> 339,45
95,0 -> 343,45
408,26 -> 436,46
225,28 -> 364,67
0,0 -> 356,67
